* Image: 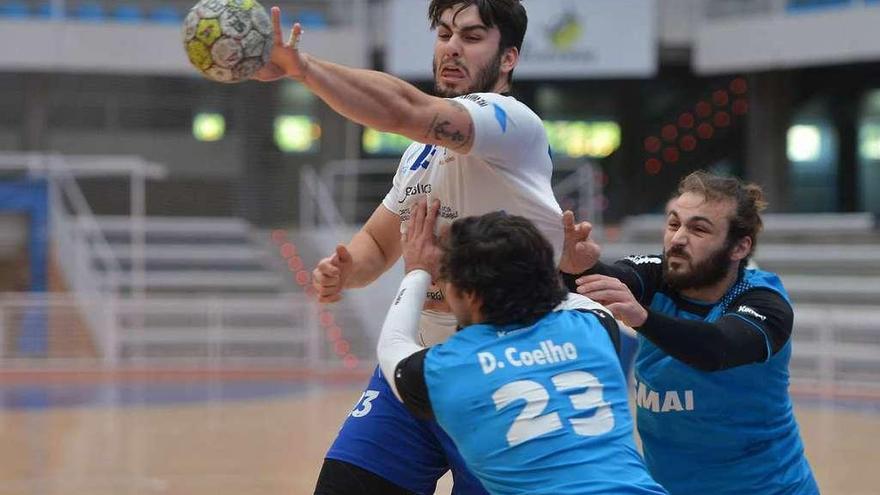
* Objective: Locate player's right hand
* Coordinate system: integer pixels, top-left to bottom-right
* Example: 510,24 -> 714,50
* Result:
401,199 -> 442,278
252,6 -> 310,82
312,245 -> 353,303
558,210 -> 601,275
575,274 -> 648,328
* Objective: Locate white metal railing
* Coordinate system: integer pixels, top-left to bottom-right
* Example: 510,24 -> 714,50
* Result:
300,164 -> 349,229
0,152 -> 166,363
0,292 -> 360,366
791,304 -> 880,390
115,296 -> 330,364
552,160 -> 603,235
2,292 -> 876,389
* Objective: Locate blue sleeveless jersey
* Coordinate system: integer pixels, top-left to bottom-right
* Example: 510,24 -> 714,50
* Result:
424,310 -> 667,495
635,269 -> 818,494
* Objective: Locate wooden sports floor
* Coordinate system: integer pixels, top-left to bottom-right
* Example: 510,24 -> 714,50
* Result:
0,369 -> 877,495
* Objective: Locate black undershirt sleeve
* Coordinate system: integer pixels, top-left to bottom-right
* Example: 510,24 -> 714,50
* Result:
393,348 -> 434,420
562,257 -> 664,305
635,289 -> 793,372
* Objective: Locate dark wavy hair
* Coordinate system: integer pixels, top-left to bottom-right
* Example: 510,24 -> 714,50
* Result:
440,211 -> 566,326
428,0 -> 528,82
676,171 -> 768,266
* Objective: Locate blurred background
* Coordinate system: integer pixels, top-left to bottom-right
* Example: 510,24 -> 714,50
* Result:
0,0 -> 877,494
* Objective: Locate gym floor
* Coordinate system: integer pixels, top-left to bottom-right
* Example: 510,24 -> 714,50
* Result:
0,369 -> 877,495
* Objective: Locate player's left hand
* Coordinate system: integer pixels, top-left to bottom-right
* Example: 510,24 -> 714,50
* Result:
401,199 -> 442,278
252,6 -> 310,82
575,274 -> 648,328
558,210 -> 601,275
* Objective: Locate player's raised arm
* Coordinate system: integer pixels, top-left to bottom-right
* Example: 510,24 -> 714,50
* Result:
307,61 -> 477,153
253,6 -> 523,154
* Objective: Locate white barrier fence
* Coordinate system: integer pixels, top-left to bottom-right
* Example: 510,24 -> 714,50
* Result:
1,292 -> 878,392
0,292 -> 368,368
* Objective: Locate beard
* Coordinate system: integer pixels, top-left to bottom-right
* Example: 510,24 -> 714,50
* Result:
663,241 -> 735,292
432,49 -> 503,98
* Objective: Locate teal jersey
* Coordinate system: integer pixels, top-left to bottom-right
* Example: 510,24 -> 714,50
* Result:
424,310 -> 666,495
636,269 -> 818,494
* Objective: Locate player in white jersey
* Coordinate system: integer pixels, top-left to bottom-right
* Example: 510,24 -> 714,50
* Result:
253,2 -> 564,493
381,91 -> 562,346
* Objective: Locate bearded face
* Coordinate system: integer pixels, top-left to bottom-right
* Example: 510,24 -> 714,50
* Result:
433,48 -> 503,98
663,238 -> 736,291
431,4 -> 510,98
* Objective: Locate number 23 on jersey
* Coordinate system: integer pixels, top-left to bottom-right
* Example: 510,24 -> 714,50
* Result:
493,371 -> 614,447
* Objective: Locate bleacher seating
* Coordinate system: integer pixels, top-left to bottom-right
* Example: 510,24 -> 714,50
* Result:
0,1 -> 332,27
93,216 -> 291,295
73,1 -> 103,21
88,215 -> 321,361
0,1 -> 29,18
112,4 -> 142,23
297,9 -> 328,29
787,0 -> 853,13
148,5 -> 179,24
35,1 -> 50,17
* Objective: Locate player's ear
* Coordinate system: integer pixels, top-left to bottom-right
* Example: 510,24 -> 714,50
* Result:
464,289 -> 482,311
500,46 -> 518,74
730,236 -> 752,262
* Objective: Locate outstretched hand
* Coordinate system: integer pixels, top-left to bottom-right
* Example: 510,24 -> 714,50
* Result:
558,210 -> 601,275
401,199 -> 443,278
312,244 -> 353,303
252,6 -> 310,82
575,274 -> 647,328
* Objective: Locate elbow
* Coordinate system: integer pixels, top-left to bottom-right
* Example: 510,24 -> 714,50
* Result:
376,336 -> 394,375
682,341 -> 729,372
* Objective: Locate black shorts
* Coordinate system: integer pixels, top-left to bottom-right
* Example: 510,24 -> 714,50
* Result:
314,458 -> 416,495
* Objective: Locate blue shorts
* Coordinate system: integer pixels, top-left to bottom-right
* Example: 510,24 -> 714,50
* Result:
325,367 -> 489,495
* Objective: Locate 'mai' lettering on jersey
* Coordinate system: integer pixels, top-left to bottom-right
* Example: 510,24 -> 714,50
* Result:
634,380 -> 694,412
478,339 -> 577,374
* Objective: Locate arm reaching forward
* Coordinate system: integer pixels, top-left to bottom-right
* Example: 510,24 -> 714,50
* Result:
254,7 -> 475,153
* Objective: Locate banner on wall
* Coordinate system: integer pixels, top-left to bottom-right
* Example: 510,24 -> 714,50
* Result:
695,1 -> 880,74
387,0 -> 657,80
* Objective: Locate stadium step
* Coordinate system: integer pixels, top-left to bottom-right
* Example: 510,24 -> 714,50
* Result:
91,215 -> 295,295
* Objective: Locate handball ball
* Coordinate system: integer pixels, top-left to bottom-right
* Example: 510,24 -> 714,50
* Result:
183,0 -> 273,83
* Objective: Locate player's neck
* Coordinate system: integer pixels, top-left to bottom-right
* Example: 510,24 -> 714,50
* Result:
679,265 -> 741,303
491,79 -> 510,95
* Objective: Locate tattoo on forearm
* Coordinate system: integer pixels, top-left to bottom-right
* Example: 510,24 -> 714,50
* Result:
423,100 -> 474,149
433,120 -> 468,145
424,114 -> 439,139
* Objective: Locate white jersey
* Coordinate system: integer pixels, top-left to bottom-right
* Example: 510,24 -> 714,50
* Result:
382,92 -> 563,345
